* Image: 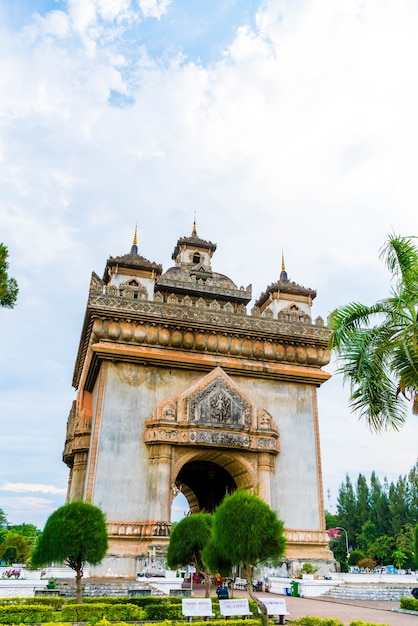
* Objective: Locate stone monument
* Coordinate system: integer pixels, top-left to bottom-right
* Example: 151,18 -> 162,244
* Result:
63,222 -> 333,575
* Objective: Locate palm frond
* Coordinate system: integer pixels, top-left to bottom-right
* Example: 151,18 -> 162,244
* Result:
329,233 -> 418,432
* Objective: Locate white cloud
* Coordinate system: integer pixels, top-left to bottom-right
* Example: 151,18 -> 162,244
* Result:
35,10 -> 71,39
0,483 -> 67,495
139,0 -> 172,20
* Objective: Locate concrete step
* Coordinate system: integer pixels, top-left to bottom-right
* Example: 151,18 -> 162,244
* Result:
55,580 -> 162,598
323,584 -> 416,601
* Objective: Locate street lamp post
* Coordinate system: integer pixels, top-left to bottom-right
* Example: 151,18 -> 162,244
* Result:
336,527 -> 350,558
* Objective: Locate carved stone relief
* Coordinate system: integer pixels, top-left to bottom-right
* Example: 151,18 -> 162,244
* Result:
145,367 -> 280,454
188,378 -> 250,428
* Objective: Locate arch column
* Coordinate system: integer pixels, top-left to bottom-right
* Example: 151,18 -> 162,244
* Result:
257,452 -> 275,506
148,444 -> 173,521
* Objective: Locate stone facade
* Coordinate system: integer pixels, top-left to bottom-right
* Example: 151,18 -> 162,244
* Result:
63,225 -> 334,575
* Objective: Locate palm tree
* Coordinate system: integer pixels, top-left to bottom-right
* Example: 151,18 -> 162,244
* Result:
329,234 -> 418,432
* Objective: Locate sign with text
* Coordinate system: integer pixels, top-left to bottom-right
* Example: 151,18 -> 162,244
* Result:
258,597 -> 288,615
219,599 -> 252,616
182,598 -> 214,617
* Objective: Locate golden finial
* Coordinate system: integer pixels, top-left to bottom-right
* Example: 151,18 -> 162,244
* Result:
280,250 -> 288,281
192,212 -> 197,237
131,225 -> 138,254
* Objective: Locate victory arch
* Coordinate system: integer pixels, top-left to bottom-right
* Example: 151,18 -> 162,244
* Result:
63,223 -> 334,576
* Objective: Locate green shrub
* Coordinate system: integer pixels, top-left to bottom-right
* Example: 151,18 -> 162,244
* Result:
35,623 -> 71,626
145,602 -> 183,620
60,601 -> 144,622
174,621 -> 261,626
295,618 -> 344,626
400,597 -> 418,611
0,604 -> 56,624
66,594 -> 177,607
347,550 -> 365,566
0,597 -> 64,608
349,621 -> 390,626
356,558 -> 376,570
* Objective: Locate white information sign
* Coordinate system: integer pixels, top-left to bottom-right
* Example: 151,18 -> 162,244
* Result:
182,598 -> 214,617
219,599 -> 252,616
258,597 -> 289,616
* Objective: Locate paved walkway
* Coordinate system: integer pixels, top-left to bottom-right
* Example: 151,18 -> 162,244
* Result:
275,594 -> 415,625
83,579 -> 417,625
224,586 -> 416,625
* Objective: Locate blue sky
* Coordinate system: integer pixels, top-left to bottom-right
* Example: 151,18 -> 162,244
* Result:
1,0 -> 418,528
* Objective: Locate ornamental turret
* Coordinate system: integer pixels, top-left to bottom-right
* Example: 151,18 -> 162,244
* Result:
254,252 -> 317,323
156,219 -> 252,311
102,227 -> 162,301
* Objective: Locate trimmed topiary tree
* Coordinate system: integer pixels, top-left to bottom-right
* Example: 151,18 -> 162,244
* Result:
211,490 -> 286,626
166,512 -> 214,597
32,502 -> 108,603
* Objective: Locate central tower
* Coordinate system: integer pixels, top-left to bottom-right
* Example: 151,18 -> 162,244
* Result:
63,223 -> 333,575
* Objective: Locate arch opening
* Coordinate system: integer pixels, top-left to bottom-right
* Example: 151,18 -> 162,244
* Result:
175,461 -> 236,514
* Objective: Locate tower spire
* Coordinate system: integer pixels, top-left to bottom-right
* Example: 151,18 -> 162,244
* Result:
280,250 -> 288,281
131,225 -> 138,254
192,212 -> 197,238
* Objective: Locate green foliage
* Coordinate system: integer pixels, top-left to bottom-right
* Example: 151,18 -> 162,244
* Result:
0,604 -> 55,624
0,597 -> 65,608
349,622 -> 390,626
9,523 -> 39,543
301,563 -> 319,574
32,501 -> 108,570
0,509 -> 7,528
295,617 -> 344,626
144,603 -> 183,620
392,549 -> 407,569
331,465 -> 418,561
356,558 -> 376,570
32,501 -> 108,604
0,532 -> 30,564
414,523 -> 418,568
202,536 -> 233,576
401,548 -> 415,570
329,234 -> 418,431
347,550 -> 364,566
367,535 -> 395,565
0,244 -> 18,308
211,490 -> 286,572
400,597 -> 418,611
61,602 -> 144,622
166,512 -> 212,571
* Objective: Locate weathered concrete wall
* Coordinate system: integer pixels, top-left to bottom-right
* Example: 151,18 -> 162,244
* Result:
87,361 -> 322,532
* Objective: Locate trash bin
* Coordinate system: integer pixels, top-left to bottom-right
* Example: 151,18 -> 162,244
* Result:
216,585 -> 229,599
284,586 -> 291,596
290,580 -> 299,597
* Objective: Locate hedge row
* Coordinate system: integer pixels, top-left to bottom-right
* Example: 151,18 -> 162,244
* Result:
0,597 -> 65,608
0,604 -> 56,624
0,599 -> 261,624
65,595 -> 183,606
62,602 -> 146,622
400,597 -> 418,611
295,618 -> 390,626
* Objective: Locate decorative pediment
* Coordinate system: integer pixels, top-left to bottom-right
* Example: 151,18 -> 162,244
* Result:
180,367 -> 254,429
118,277 -> 148,299
145,367 -> 280,454
278,303 -> 311,324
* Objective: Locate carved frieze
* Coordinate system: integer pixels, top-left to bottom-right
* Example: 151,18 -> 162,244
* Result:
188,378 -> 251,429
107,520 -> 172,538
191,430 -> 250,448
145,367 -> 279,454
